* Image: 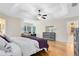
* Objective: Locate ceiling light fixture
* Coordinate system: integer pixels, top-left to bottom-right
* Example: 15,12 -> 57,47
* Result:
37,9 -> 47,20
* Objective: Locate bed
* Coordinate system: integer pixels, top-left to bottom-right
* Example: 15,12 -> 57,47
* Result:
0,35 -> 48,56
10,37 -> 48,56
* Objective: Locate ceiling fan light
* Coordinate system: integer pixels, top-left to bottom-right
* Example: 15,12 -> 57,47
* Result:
37,16 -> 42,20
38,14 -> 41,16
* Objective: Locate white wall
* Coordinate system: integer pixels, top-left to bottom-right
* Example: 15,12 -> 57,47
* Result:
33,16 -> 79,42
5,17 -> 22,37
62,16 -> 79,42
33,19 -> 67,42
23,19 -> 68,42
4,15 -> 79,42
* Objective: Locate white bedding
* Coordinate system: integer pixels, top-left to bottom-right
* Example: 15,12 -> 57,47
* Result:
9,37 -> 41,56
0,42 -> 21,56
0,37 -> 22,56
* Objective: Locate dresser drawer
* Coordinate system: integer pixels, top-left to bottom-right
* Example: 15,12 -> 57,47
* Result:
43,32 -> 56,40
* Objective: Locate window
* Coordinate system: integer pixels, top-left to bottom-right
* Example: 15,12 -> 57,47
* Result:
32,26 -> 36,33
27,26 -> 31,33
23,25 -> 36,34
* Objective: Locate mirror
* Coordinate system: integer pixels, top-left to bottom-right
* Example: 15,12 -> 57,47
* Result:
45,26 -> 56,32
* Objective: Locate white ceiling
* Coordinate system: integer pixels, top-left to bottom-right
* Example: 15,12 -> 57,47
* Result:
0,3 -> 79,20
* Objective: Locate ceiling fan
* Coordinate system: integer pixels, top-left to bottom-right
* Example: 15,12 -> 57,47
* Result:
37,9 -> 47,19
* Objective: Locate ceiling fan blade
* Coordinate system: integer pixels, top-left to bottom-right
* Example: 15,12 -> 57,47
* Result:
42,16 -> 46,19
43,14 -> 47,16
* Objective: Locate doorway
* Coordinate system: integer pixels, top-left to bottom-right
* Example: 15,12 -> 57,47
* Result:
66,20 -> 78,56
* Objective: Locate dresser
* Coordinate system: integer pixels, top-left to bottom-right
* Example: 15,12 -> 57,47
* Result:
43,32 -> 56,41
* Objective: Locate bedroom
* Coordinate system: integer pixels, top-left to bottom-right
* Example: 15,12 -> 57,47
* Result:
0,3 -> 79,56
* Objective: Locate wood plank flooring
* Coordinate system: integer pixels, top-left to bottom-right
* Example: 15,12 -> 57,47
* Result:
32,40 -> 74,56
47,41 -> 67,56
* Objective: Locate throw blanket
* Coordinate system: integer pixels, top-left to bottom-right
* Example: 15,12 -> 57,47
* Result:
22,36 -> 48,49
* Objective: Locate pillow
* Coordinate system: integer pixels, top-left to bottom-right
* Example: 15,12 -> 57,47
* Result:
5,42 -> 21,56
0,37 -> 8,49
0,34 -> 11,43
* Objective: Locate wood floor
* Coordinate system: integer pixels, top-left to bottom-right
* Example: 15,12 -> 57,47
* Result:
31,40 -> 74,56
47,41 -> 67,56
